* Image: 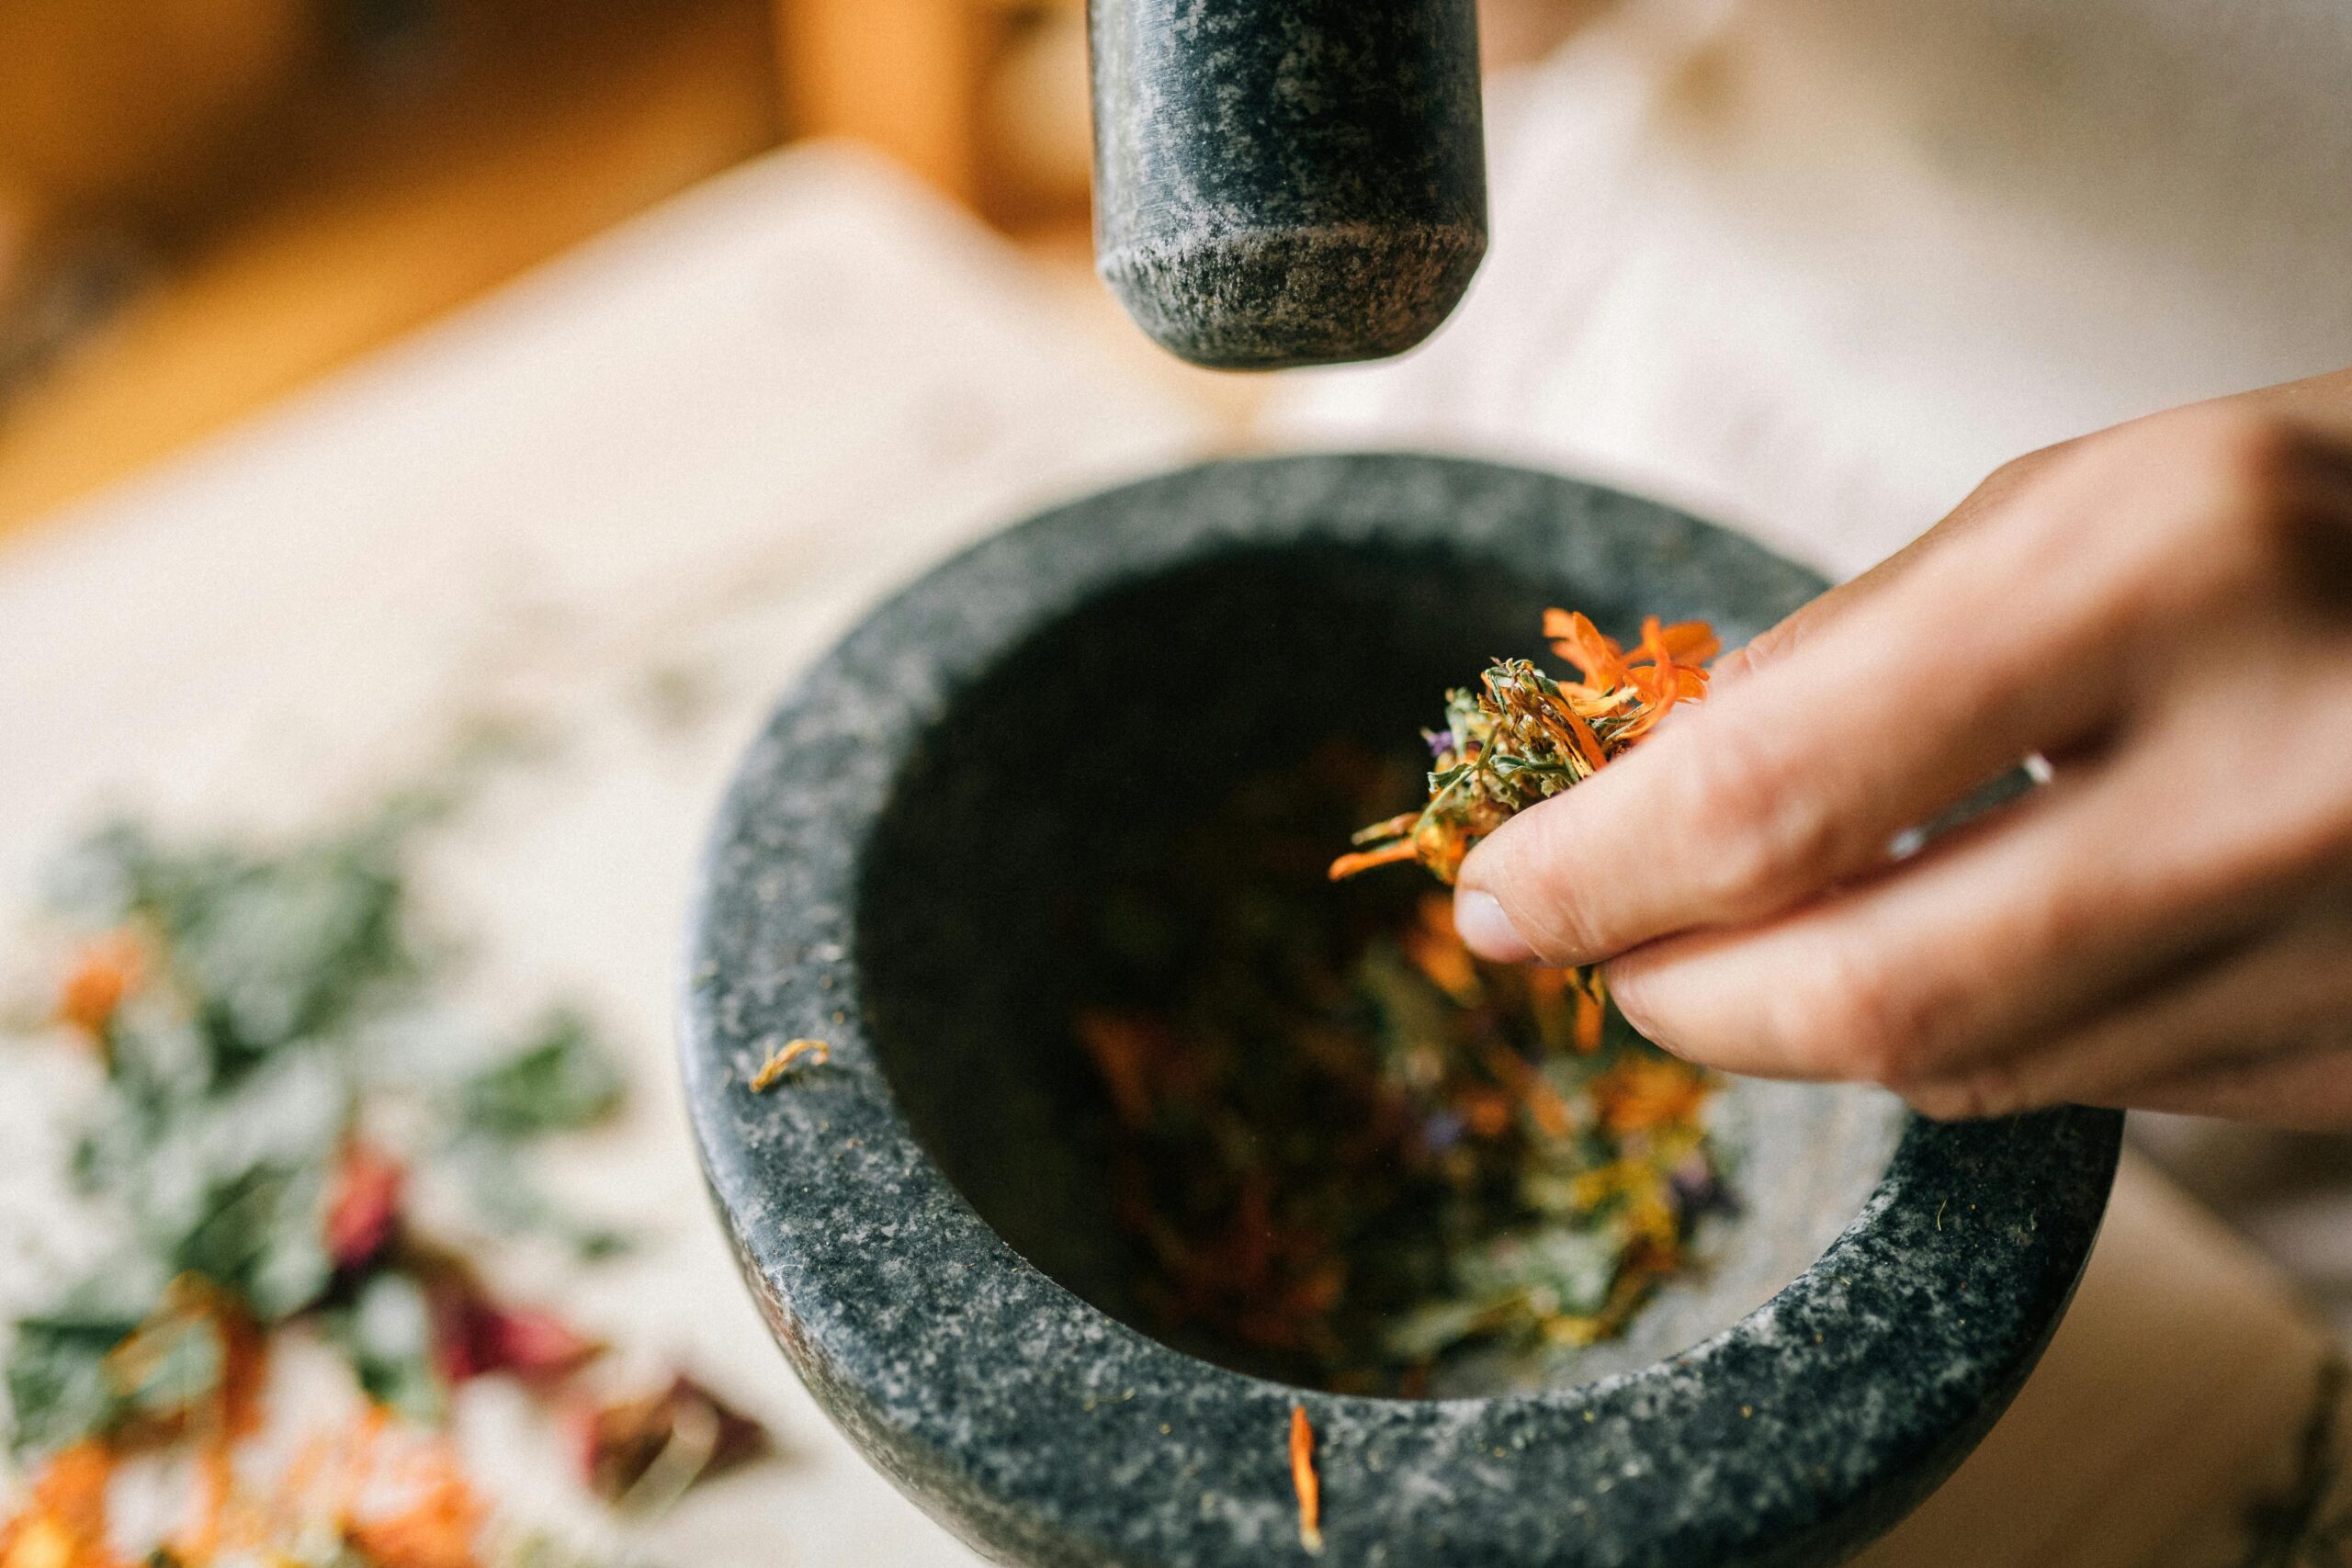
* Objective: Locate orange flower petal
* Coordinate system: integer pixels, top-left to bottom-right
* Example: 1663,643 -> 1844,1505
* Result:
1075,1012 -> 1159,1129
1481,1043 -> 1573,1139
1590,1057 -> 1712,1133
1557,704 -> 1608,773
1327,840 -> 1421,882
1544,610 -> 1629,687
1289,1407 -> 1324,1555
57,934 -> 141,1038
1657,620 -> 1721,664
1573,989 -> 1605,1055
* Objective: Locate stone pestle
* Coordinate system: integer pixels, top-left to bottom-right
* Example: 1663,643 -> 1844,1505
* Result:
1087,0 -> 1489,369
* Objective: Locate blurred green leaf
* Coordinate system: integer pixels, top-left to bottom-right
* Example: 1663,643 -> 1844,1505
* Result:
326,1271 -> 443,1424
459,1010 -> 626,1140
6,1311 -> 133,1458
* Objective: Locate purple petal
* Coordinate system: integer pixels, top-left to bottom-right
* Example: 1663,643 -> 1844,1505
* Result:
1420,1111 -> 1465,1154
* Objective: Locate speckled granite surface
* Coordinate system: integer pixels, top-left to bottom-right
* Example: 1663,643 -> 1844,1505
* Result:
684,454 -> 2123,1567
1088,1 -> 1487,368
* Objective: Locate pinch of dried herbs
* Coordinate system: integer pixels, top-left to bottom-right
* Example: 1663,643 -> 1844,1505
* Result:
1330,610 -> 1718,885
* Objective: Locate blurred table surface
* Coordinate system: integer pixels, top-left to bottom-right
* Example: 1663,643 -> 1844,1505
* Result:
0,141 -> 2345,1568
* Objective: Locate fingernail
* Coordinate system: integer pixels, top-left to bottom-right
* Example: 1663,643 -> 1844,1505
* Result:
1454,890 -> 1537,964
1606,977 -> 1667,1049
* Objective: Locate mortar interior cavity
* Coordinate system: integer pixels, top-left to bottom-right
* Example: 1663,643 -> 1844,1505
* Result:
854,540 -> 1905,1396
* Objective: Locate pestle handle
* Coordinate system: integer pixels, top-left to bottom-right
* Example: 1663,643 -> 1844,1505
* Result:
1088,0 -> 1489,370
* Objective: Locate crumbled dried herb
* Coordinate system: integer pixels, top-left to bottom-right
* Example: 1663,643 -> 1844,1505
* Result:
1287,1406 -> 1322,1556
1075,613 -> 1732,1395
2,798 -> 772,1567
576,1374 -> 770,1512
747,1038 -> 831,1093
1332,611 -> 1717,885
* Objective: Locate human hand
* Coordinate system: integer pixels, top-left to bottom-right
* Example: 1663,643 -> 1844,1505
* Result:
1452,372 -> 2352,1127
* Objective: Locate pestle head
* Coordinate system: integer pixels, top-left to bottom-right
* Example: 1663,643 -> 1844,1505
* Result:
1088,0 -> 1489,370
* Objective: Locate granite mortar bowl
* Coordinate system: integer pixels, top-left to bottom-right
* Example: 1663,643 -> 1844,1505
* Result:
683,453 -> 2123,1568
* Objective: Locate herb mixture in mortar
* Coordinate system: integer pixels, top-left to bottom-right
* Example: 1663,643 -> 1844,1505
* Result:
1077,612 -> 1733,1394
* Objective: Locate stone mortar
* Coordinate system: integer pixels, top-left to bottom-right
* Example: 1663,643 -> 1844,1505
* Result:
684,453 -> 2123,1568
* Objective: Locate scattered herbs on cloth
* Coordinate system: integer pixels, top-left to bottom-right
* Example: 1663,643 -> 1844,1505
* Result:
2,801 -> 770,1568
1076,613 -> 1733,1395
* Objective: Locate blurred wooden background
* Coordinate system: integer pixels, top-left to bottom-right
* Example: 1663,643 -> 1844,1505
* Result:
0,0 -> 1583,536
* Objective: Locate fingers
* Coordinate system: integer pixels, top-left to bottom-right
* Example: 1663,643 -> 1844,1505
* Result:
1448,386 -> 2352,1131
2108,1046 -> 2352,1131
1595,765 -> 2177,1087
2225,364 -> 2352,446
1712,443 -> 2068,688
1457,494 -> 2132,967
1595,722 -> 2335,1092
1895,901 -> 2352,1120
1458,405 -> 2352,973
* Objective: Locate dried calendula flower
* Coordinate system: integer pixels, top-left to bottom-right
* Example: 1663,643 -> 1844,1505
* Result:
54,931 -> 142,1040
1331,611 -> 1719,885
749,1038 -> 831,1092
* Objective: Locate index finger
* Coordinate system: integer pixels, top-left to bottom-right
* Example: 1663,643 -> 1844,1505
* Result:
1714,442 -> 2060,688
1453,498 -> 2122,966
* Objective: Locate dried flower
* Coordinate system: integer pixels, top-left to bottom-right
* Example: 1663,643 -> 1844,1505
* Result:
326,1142 -> 407,1272
1288,1405 -> 1323,1555
54,933 -> 140,1041
0,1442 -> 117,1568
748,1037 -> 831,1092
424,1265 -> 603,1387
574,1375 -> 770,1510
98,1279 -> 267,1447
335,1423 -> 489,1568
9,1405 -> 503,1568
1332,611 -> 1718,886
1589,1055 -> 1713,1134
